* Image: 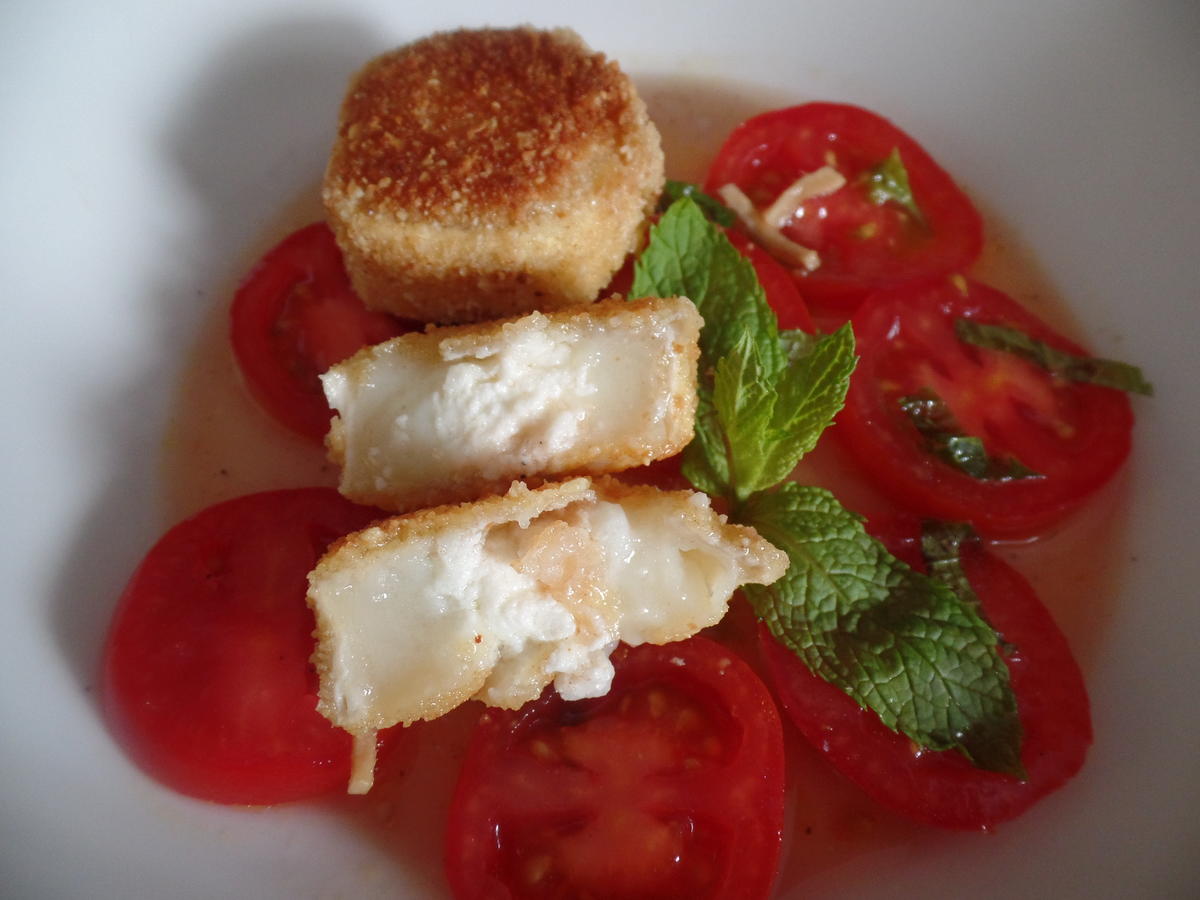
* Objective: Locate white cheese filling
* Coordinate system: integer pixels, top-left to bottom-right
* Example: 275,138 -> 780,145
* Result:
321,299 -> 699,512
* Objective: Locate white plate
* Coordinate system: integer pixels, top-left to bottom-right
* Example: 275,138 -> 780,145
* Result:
3,1 -> 1198,897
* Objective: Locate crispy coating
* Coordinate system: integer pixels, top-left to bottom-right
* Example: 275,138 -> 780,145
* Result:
323,27 -> 664,323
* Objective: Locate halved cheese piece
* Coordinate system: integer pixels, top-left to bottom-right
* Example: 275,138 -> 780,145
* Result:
322,296 -> 701,513
306,477 -> 787,791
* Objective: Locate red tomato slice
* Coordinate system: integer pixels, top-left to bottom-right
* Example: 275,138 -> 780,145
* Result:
616,452 -> 690,492
230,223 -> 417,442
103,488 -> 387,805
835,277 -> 1133,537
760,515 -> 1091,830
602,252 -> 637,297
444,637 -> 785,899
705,102 -> 983,312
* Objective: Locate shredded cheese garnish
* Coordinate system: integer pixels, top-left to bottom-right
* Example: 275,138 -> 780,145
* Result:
762,166 -> 846,227
349,731 -> 379,794
718,184 -> 822,272
718,166 -> 846,274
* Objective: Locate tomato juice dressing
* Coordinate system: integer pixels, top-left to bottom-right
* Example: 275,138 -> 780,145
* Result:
157,75 -> 1133,896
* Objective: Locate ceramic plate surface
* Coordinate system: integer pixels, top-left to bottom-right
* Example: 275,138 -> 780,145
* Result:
3,1 -> 1198,897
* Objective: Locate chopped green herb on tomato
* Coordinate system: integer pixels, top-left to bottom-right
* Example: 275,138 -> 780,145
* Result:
837,277 -> 1135,537
899,387 -> 1041,480
863,147 -> 926,225
955,318 -> 1154,396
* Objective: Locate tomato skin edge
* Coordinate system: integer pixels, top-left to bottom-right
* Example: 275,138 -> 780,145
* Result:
229,223 -> 414,443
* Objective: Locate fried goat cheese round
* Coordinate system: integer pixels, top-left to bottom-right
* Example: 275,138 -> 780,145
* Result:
306,477 -> 788,792
322,27 -> 665,323
321,296 -> 701,514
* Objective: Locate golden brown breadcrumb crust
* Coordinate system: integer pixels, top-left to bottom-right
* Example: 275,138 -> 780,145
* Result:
328,27 -> 644,224
322,27 -> 664,322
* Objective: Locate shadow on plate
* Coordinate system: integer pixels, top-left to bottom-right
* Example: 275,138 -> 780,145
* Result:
47,9 -> 387,720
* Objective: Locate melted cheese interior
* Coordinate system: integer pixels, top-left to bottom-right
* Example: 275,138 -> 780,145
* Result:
306,478 -> 787,791
322,298 -> 699,512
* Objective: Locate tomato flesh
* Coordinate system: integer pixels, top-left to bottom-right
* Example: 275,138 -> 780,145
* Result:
760,515 -> 1091,830
705,102 -> 983,311
103,488 -> 385,805
230,223 -> 417,442
835,277 -> 1132,537
444,637 -> 785,899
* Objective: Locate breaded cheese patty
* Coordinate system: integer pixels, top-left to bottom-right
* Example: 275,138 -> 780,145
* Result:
323,27 -> 664,323
306,477 -> 788,791
322,296 -> 701,513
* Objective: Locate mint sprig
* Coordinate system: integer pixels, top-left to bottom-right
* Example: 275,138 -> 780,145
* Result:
743,486 -> 1025,777
632,197 -> 855,505
631,197 -> 1025,775
955,319 -> 1154,396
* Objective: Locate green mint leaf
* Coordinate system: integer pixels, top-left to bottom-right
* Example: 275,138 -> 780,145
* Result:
752,324 -> 858,491
899,388 -> 1040,481
955,319 -> 1154,396
631,197 -> 783,380
779,328 -> 818,364
707,325 -> 856,502
680,396 -> 728,497
712,329 -> 778,502
633,199 -> 856,503
742,484 -> 1025,777
658,180 -> 736,227
920,520 -> 1020,661
863,147 -> 925,225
